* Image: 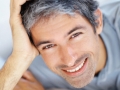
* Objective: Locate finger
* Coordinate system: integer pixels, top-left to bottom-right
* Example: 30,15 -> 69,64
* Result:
10,0 -> 27,28
22,71 -> 36,82
17,78 -> 33,90
19,78 -> 44,90
13,85 -> 21,90
18,77 -> 44,90
10,0 -> 27,15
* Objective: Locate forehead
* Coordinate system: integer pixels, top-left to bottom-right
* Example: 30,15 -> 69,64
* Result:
30,13 -> 91,41
31,13 -> 89,32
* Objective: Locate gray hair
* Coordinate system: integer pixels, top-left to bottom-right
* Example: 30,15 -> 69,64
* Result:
21,0 -> 99,35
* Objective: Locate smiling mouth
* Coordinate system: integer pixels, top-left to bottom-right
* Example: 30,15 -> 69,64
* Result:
62,58 -> 88,77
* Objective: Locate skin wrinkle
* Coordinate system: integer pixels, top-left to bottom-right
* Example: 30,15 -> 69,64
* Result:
57,53 -> 89,69
20,0 -> 107,88
57,52 -> 96,88
30,11 -> 106,88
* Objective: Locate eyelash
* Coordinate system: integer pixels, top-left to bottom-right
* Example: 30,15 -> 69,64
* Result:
70,32 -> 82,39
42,44 -> 56,50
42,32 -> 82,50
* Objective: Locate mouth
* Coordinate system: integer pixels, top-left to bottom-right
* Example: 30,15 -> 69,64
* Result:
62,57 -> 88,77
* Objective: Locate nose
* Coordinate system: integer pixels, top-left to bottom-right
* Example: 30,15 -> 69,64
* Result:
59,45 -> 78,67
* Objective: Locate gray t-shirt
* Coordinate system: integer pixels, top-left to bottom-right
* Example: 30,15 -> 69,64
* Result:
29,1 -> 120,90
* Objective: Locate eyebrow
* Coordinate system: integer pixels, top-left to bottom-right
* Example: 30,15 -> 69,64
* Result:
36,41 -> 52,47
35,25 -> 85,47
66,26 -> 85,36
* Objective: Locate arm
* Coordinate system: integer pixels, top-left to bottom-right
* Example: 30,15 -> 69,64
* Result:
13,71 -> 44,90
0,0 -> 39,89
0,54 -> 36,90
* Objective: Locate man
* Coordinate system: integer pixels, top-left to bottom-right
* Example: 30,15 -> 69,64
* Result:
0,0 -> 120,90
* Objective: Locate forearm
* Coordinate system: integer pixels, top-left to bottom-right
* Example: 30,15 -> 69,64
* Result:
0,54 -> 35,90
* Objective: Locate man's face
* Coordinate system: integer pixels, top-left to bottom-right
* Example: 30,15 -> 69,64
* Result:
31,13 -> 102,88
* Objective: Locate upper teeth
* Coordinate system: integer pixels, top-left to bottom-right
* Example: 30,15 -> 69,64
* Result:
66,61 -> 85,73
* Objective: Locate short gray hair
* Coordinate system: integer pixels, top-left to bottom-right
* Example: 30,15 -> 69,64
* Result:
21,0 -> 99,35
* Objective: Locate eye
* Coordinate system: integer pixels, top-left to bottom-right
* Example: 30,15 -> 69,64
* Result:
70,32 -> 82,39
42,44 -> 56,50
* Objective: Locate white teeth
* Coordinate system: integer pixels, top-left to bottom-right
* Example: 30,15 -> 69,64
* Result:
67,60 -> 85,73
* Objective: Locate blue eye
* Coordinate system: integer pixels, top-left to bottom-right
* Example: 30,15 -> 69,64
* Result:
70,32 -> 82,39
43,44 -> 56,50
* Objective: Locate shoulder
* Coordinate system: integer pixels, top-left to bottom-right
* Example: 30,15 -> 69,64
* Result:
100,0 -> 120,38
100,0 -> 120,17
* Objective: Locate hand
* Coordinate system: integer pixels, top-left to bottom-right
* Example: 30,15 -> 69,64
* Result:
13,71 -> 44,90
0,1 -> 39,89
10,0 -> 39,58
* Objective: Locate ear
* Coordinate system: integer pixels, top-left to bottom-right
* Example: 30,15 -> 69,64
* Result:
95,9 -> 103,34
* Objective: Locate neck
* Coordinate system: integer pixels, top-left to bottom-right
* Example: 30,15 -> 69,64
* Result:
95,36 -> 107,74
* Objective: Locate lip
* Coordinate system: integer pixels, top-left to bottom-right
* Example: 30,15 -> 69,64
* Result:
62,58 -> 88,77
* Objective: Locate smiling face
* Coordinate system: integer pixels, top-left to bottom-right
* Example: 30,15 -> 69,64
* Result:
31,10 -> 103,88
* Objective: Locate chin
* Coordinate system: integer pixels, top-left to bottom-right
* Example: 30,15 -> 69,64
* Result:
55,56 -> 97,88
67,73 -> 94,88
62,64 -> 96,88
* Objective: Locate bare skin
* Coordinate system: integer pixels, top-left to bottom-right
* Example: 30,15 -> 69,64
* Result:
0,0 -> 107,89
31,10 -> 106,88
13,71 -> 44,90
0,0 -> 44,90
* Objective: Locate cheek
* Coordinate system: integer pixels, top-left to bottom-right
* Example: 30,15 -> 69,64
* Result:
73,36 -> 98,51
72,34 -> 99,59
41,52 -> 59,71
82,34 -> 99,62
